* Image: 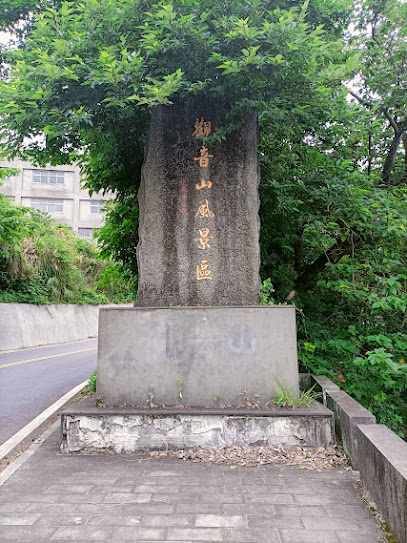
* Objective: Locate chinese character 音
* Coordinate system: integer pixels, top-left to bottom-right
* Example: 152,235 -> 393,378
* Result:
194,146 -> 214,168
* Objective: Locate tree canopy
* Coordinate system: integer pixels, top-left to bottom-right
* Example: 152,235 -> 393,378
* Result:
0,0 -> 353,188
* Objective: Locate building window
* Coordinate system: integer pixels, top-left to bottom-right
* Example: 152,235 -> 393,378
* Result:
90,200 -> 103,214
31,198 -> 64,213
32,170 -> 65,185
78,228 -> 94,238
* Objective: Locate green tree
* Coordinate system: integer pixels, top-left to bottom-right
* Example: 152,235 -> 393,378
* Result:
0,0 -> 406,436
0,0 -> 353,269
347,0 -> 407,185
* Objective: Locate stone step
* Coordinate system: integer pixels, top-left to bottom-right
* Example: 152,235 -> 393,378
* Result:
60,398 -> 333,454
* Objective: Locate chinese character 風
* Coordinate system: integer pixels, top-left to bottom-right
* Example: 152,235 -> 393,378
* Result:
194,227 -> 214,250
196,259 -> 213,280
195,179 -> 213,191
195,199 -> 215,219
192,117 -> 212,138
194,146 -> 213,168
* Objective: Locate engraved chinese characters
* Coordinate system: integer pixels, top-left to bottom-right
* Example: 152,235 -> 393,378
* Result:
192,118 -> 214,281
135,97 -> 261,307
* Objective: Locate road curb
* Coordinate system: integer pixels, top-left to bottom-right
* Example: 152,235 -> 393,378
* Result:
0,380 -> 88,469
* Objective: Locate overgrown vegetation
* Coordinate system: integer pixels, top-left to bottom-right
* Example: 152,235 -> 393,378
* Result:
0,193 -> 137,304
0,0 -> 405,437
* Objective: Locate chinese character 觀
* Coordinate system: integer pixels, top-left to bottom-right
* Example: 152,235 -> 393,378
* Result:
195,199 -> 215,219
196,259 -> 213,280
194,146 -> 214,168
192,117 -> 212,138
194,227 -> 214,250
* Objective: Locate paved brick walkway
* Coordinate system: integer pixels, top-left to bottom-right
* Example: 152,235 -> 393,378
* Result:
0,425 -> 387,542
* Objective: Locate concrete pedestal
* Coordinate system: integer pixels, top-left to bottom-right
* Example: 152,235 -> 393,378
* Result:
96,306 -> 299,408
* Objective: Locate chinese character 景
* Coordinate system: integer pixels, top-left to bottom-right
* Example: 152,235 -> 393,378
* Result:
194,227 -> 214,250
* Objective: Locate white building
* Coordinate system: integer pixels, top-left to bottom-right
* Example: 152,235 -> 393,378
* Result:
0,158 -> 114,239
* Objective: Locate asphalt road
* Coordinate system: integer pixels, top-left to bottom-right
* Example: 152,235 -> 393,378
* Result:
0,339 -> 97,445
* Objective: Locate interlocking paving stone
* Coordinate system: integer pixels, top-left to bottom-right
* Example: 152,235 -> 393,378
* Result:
337,532 -> 385,542
324,504 -> 372,519
110,527 -> 167,540
87,513 -> 142,526
223,503 -> 276,515
44,484 -> 93,494
244,492 -> 294,504
50,526 -> 115,539
33,513 -> 91,526
279,530 -> 342,542
272,504 -> 328,517
224,527 -> 281,542
0,503 -> 32,513
140,514 -> 195,527
302,516 -> 383,532
247,515 -> 303,528
0,514 -> 41,526
175,503 -> 222,514
195,514 -> 246,527
0,427 -> 388,543
0,527 -> 57,539
167,528 -> 223,541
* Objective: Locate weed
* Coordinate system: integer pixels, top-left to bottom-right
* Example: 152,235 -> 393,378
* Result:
274,382 -> 321,408
238,387 -> 261,409
83,370 -> 97,393
178,378 -> 183,403
148,385 -> 155,408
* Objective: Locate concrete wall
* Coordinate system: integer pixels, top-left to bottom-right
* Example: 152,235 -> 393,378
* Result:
0,303 -> 100,351
306,374 -> 407,543
97,306 -> 300,407
354,425 -> 407,543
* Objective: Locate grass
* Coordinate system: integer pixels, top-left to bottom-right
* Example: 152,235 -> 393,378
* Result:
274,382 -> 321,408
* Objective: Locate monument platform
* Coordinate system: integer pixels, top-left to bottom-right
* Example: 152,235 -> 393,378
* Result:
96,305 -> 299,408
60,305 -> 321,454
60,396 -> 334,453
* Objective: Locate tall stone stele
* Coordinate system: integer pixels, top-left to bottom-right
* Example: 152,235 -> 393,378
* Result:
96,95 -> 299,407
136,96 -> 261,307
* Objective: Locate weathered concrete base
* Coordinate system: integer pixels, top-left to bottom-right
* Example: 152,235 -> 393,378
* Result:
97,306 -> 299,407
60,402 -> 333,453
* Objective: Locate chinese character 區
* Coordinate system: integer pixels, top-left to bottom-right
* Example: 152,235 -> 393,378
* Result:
194,146 -> 213,168
196,259 -> 213,280
195,199 -> 215,219
192,117 -> 212,138
195,179 -> 213,191
194,227 -> 214,250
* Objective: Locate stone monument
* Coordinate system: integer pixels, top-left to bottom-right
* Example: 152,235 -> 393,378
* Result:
136,96 -> 260,307
96,95 -> 300,408
60,96 -> 333,456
